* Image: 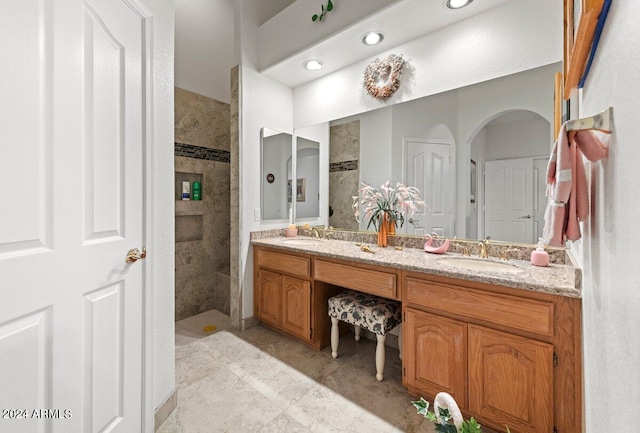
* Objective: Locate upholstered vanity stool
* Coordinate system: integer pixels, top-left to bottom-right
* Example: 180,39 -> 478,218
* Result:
328,290 -> 402,381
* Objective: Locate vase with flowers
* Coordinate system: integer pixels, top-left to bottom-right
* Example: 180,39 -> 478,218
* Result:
352,181 -> 426,247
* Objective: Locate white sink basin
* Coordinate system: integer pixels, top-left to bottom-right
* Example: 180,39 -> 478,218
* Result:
437,257 -> 524,274
282,238 -> 324,246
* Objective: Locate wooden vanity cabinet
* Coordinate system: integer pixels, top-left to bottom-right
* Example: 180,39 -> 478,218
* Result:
254,246 -> 344,349
281,275 -> 311,339
256,269 -> 282,327
402,272 -> 581,433
256,269 -> 311,340
255,248 -> 313,343
404,308 -> 467,409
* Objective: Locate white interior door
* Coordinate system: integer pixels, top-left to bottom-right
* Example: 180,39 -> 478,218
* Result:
404,139 -> 453,237
0,1 -> 147,432
484,158 -> 535,243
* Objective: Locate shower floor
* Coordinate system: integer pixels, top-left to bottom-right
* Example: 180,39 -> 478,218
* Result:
175,309 -> 231,347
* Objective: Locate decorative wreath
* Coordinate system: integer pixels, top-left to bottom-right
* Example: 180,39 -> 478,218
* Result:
363,54 -> 405,100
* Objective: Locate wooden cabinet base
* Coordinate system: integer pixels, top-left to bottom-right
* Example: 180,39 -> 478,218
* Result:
253,246 -> 582,433
403,272 -> 582,433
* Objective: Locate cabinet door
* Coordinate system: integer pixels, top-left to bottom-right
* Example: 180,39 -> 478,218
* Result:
468,325 -> 553,433
258,270 -> 282,326
405,308 -> 467,409
281,276 -> 311,341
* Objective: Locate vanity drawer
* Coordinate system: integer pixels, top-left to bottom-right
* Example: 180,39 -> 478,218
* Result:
314,260 -> 398,300
257,249 -> 310,278
405,277 -> 554,337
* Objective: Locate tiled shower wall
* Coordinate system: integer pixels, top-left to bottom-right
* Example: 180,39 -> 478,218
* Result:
329,120 -> 360,231
174,87 -> 231,321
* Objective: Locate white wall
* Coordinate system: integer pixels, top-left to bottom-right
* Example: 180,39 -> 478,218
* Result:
140,0 -> 176,414
292,0 -> 562,129
239,66 -> 293,320
484,118 -> 550,161
574,2 -> 640,430
175,0 -> 234,103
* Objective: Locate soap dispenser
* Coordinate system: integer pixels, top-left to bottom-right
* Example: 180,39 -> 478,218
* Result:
531,238 -> 549,267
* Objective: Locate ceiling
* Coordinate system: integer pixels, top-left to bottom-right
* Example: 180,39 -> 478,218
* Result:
260,0 -> 515,88
252,0 -> 297,26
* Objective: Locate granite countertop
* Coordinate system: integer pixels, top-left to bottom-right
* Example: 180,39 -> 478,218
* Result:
251,236 -> 582,298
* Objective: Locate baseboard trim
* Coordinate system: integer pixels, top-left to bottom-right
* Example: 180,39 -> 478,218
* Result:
154,388 -> 177,431
241,316 -> 260,331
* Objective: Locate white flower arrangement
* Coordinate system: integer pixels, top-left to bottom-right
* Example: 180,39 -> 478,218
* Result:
351,181 -> 426,231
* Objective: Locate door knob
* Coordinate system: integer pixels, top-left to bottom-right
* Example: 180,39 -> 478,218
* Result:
519,215 -> 532,219
408,218 -> 417,225
125,247 -> 146,264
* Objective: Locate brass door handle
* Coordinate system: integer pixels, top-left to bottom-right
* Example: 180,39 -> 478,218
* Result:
126,247 -> 146,264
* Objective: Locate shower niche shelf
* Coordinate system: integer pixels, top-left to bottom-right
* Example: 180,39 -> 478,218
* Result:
175,171 -> 203,202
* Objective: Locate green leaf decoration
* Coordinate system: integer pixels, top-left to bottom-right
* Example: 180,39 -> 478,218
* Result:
411,398 -> 430,416
461,418 -> 482,433
312,1 -> 334,23
412,396 -> 488,433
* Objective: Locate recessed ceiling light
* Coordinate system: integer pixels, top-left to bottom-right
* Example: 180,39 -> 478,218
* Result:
303,60 -> 323,71
362,32 -> 384,46
446,0 -> 473,9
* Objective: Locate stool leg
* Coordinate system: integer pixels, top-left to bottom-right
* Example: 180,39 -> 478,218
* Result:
376,334 -> 386,381
330,317 -> 339,359
398,325 -> 402,360
354,325 -> 361,341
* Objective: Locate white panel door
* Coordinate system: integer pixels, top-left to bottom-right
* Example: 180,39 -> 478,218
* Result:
0,1 -> 147,432
404,139 -> 453,237
484,158 -> 534,243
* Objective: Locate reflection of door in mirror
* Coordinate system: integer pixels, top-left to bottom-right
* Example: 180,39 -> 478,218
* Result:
472,111 -> 550,243
261,128 -> 292,221
404,138 -> 453,237
295,137 -> 319,219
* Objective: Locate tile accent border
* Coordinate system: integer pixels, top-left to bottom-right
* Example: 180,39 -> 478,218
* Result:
174,142 -> 231,163
154,388 -> 177,431
330,160 -> 358,172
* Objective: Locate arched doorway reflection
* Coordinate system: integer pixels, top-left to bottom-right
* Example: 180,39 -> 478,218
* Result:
467,110 -> 550,243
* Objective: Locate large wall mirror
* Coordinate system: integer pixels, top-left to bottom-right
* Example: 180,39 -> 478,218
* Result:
261,128 -> 292,221
261,128 -> 321,222
322,62 -> 562,245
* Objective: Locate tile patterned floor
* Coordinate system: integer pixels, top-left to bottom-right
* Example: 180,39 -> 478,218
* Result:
159,323 -> 437,433
175,309 -> 232,347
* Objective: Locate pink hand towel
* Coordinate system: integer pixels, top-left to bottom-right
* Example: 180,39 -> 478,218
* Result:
543,125 -> 608,246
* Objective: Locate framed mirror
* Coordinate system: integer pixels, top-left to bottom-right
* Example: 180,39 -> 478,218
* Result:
260,127 -> 293,221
